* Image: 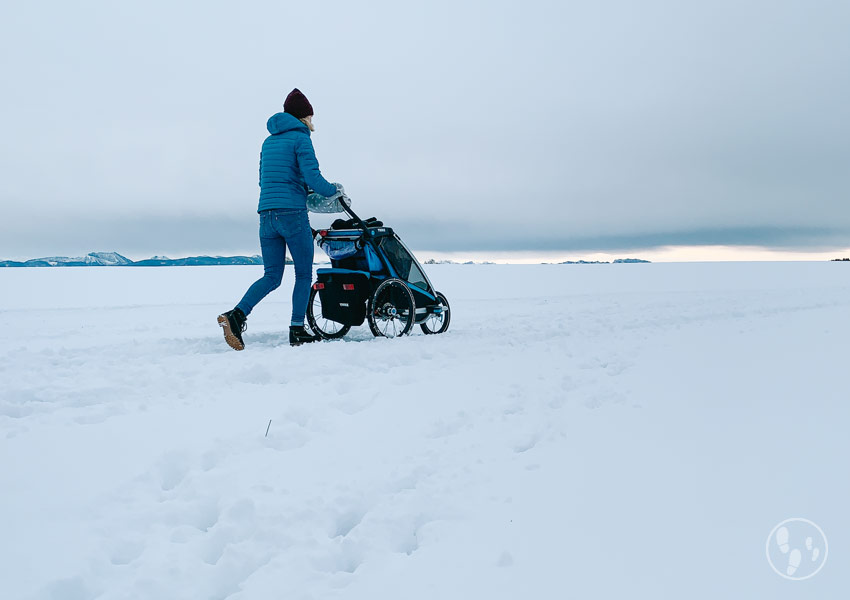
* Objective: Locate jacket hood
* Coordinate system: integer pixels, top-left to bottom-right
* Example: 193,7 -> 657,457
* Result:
267,112 -> 310,136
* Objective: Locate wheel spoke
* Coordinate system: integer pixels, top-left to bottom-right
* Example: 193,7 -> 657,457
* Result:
423,297 -> 446,333
309,288 -> 348,338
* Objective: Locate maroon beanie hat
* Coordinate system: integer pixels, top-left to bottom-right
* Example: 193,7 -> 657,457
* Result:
284,88 -> 314,119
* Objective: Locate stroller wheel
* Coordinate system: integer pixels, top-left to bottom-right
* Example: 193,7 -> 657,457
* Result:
367,278 -> 416,338
420,292 -> 451,335
307,287 -> 352,340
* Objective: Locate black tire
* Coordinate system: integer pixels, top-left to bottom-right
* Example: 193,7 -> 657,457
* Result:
306,287 -> 351,340
420,292 -> 451,335
367,278 -> 416,338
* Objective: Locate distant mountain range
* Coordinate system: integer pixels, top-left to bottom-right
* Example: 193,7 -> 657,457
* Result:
0,252 -> 271,267
1,252 -> 653,267
423,259 -> 494,265
557,258 -> 651,264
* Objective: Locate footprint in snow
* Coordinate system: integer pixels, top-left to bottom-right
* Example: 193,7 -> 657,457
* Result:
513,432 -> 540,453
156,451 -> 192,491
314,538 -> 364,575
108,539 -> 145,565
263,423 -> 310,452
330,507 -> 367,538
201,499 -> 257,566
426,412 -> 471,438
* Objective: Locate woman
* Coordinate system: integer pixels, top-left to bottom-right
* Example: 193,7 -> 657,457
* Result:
218,88 -> 341,349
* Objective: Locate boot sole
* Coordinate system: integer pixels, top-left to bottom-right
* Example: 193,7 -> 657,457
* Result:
218,315 -> 245,351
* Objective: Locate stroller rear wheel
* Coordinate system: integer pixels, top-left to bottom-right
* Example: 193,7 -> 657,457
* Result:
306,287 -> 352,339
368,278 -> 416,338
420,292 -> 451,335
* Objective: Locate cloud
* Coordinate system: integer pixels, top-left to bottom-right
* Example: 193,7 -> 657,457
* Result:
2,213 -> 846,260
1,0 -> 849,257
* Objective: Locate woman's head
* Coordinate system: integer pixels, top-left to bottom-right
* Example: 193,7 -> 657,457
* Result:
284,88 -> 313,118
284,88 -> 315,131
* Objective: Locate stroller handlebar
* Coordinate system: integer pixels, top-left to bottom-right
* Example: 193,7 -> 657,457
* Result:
338,196 -> 371,234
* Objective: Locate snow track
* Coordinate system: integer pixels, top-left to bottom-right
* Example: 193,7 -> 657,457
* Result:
2,263 -> 848,598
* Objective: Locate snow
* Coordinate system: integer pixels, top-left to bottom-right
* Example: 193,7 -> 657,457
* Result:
1,263 -> 848,599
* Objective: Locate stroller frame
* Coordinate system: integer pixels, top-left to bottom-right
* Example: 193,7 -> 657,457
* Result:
307,199 -> 450,338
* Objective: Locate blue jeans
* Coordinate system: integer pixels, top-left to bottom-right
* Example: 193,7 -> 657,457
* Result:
237,209 -> 314,326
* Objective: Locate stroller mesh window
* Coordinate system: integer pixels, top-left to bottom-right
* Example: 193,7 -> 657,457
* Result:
378,236 -> 429,290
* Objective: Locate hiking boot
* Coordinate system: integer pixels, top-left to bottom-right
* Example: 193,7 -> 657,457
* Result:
290,325 -> 321,346
218,308 -> 247,351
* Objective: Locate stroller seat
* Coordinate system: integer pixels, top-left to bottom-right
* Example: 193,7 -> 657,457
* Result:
318,232 -> 386,275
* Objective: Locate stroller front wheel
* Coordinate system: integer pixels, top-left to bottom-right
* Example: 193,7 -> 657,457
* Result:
420,291 -> 451,335
368,278 -> 416,338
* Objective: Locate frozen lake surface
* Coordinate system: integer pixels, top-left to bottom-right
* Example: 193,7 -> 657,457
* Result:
1,262 -> 848,599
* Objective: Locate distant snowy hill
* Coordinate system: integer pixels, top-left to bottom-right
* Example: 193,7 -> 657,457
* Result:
87,251 -> 133,266
0,252 -> 266,267
556,258 -> 651,264
0,252 -> 134,267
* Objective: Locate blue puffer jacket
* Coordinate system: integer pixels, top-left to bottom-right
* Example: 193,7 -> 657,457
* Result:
257,112 -> 337,212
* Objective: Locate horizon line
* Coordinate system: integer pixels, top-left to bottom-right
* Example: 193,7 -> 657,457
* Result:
2,246 -> 850,265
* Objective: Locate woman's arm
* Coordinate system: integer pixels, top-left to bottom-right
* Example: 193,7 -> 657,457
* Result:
295,136 -> 338,198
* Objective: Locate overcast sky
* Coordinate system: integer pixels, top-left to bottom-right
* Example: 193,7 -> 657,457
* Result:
2,0 -> 849,260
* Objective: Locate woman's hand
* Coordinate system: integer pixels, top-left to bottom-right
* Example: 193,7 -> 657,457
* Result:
330,183 -> 351,207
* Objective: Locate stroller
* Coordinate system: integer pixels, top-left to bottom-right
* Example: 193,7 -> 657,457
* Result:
307,199 -> 451,339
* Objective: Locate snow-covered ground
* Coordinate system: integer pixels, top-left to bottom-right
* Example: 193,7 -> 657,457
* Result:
1,263 -> 848,599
